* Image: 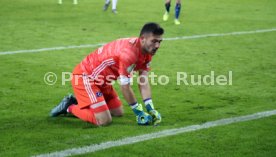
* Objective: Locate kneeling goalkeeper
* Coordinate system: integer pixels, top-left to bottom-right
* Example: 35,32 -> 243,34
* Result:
50,22 -> 163,126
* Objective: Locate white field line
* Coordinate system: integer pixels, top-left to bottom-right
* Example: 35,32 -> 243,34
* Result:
164,28 -> 276,40
33,109 -> 276,157
1,28 -> 276,56
0,43 -> 105,55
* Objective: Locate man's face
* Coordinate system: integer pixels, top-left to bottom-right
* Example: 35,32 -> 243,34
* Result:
141,33 -> 163,55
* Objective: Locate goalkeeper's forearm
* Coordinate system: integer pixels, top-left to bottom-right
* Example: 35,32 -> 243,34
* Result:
137,70 -> 162,125
120,79 -> 153,125
138,70 -> 152,100
120,84 -> 143,115
120,84 -> 137,105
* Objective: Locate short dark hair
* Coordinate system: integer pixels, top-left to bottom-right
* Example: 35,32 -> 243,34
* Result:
139,22 -> 164,37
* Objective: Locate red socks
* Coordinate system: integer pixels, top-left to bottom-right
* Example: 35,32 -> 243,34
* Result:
68,105 -> 98,125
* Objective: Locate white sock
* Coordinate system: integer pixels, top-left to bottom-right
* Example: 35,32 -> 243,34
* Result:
105,0 -> 110,4
112,0 -> 117,10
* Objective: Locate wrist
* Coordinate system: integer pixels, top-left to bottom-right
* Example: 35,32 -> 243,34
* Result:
143,98 -> 154,112
130,102 -> 144,116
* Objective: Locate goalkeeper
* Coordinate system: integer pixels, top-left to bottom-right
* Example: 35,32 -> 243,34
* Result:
50,22 -> 163,126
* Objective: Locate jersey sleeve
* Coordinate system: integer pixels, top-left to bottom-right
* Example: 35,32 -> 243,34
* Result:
118,49 -> 137,78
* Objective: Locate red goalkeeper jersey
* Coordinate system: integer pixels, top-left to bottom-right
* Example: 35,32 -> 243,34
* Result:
73,37 -> 152,84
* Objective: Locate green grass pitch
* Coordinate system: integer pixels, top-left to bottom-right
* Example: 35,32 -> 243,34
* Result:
0,0 -> 275,156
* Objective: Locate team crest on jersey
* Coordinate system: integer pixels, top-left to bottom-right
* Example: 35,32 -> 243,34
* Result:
96,92 -> 103,97
146,62 -> 151,68
97,47 -> 103,54
127,64 -> 136,73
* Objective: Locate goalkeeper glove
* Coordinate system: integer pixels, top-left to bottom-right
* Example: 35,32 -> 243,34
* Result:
131,102 -> 152,125
144,98 -> 161,125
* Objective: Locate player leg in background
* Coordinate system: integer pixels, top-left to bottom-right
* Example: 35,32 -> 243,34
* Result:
69,74 -> 112,126
101,85 -> 123,117
103,0 -> 110,11
111,0 -> 118,14
163,0 -> 171,21
174,0 -> 181,25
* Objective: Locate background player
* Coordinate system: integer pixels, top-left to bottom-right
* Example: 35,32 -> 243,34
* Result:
50,22 -> 163,126
163,0 -> 182,25
103,0 -> 118,14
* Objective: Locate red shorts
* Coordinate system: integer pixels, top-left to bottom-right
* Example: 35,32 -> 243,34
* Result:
71,73 -> 122,113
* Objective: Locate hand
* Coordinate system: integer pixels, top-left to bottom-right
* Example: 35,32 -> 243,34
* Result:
144,99 -> 162,126
131,103 -> 152,125
136,112 -> 152,125
148,110 -> 161,126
